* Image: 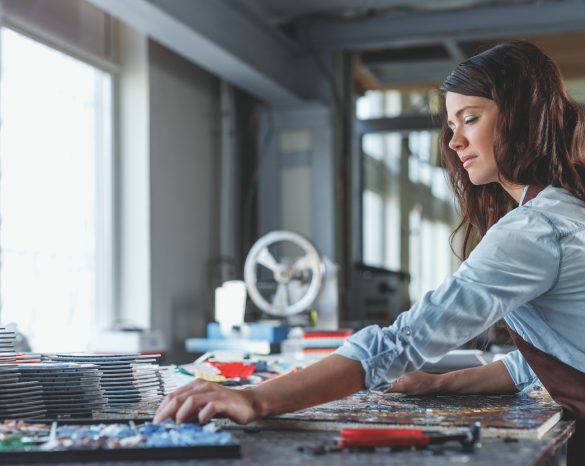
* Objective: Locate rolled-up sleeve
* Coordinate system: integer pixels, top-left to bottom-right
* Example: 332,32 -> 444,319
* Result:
501,350 -> 539,391
336,209 -> 560,391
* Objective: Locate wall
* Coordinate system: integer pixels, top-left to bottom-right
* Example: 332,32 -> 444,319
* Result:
117,22 -> 150,330
258,105 -> 336,260
148,40 -> 220,363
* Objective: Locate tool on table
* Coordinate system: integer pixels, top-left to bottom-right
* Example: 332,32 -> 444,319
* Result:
298,423 -> 481,455
339,423 -> 481,449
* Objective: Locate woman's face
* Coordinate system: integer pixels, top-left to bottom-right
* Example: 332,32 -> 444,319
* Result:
445,92 -> 499,185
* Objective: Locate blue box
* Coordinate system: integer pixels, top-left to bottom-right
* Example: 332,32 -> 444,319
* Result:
207,322 -> 290,343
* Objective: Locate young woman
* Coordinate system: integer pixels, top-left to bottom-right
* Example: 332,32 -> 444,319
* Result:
155,41 -> 585,461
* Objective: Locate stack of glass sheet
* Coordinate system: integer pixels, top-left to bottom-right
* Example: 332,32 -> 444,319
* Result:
17,363 -> 106,418
0,364 -> 46,419
48,354 -> 164,415
0,329 -> 46,419
0,328 -> 16,353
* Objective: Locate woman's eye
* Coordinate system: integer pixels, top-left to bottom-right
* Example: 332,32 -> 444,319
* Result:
464,116 -> 478,124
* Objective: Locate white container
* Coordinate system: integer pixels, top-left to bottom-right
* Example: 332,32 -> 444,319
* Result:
281,327 -> 305,359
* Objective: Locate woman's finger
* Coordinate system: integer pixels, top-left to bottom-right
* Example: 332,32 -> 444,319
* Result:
173,394 -> 202,424
155,380 -> 220,422
198,399 -> 223,425
154,396 -> 182,423
174,390 -> 227,424
387,377 -> 405,393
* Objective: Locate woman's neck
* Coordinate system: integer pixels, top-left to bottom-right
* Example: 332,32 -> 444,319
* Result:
500,181 -> 527,204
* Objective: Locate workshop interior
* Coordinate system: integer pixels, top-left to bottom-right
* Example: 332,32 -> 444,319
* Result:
0,0 -> 583,464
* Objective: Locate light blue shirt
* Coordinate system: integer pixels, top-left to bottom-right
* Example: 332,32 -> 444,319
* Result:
337,186 -> 585,392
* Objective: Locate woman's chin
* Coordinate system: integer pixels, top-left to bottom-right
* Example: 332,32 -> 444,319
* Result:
468,176 -> 486,186
467,172 -> 496,186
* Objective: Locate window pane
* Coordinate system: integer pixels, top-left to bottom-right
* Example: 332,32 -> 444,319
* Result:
362,131 -> 402,271
362,190 -> 384,267
0,28 -> 112,352
356,89 -> 439,119
384,195 -> 401,271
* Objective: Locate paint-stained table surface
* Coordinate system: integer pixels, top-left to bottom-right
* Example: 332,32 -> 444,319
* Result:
0,391 -> 573,465
257,391 -> 564,439
0,420 -> 575,466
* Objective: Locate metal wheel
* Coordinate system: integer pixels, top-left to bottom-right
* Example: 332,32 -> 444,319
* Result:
244,231 -> 324,317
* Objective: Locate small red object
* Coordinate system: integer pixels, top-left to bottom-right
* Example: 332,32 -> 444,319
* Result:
208,361 -> 256,378
339,428 -> 431,448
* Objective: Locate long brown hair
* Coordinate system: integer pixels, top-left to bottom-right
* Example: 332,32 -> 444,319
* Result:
440,41 -> 585,259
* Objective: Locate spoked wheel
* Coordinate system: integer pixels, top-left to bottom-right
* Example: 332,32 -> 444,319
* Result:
244,231 -> 325,317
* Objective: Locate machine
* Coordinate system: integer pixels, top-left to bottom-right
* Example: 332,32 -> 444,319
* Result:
244,230 -> 338,329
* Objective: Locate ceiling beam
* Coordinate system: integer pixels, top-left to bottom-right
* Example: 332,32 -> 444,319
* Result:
303,2 -> 585,51
365,59 -> 457,86
85,0 -> 320,106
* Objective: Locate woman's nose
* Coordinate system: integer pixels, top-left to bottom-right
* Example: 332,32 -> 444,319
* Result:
448,131 -> 467,151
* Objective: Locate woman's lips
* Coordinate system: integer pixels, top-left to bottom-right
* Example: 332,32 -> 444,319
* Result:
461,155 -> 477,168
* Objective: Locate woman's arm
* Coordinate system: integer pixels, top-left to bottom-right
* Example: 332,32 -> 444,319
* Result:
154,356 -> 519,424
154,354 -> 365,424
388,360 -> 518,395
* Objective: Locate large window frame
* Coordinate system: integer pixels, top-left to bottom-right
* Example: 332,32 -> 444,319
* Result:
0,22 -> 116,351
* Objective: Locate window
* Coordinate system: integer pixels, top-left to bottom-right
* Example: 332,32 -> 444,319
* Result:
0,28 -> 113,352
358,90 -> 458,303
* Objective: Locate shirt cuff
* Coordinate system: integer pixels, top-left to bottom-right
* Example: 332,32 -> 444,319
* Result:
500,350 -> 539,391
335,325 -> 403,391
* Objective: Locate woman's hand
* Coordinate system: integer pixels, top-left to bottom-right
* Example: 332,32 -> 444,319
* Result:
154,380 -> 260,425
387,371 -> 443,395
387,362 -> 518,395
154,354 -> 365,425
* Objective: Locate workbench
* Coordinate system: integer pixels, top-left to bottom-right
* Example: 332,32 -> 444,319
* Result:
222,421 -> 575,466
0,355 -> 575,465
0,420 -> 574,466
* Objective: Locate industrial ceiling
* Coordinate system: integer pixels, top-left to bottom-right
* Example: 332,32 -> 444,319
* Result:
88,0 -> 585,104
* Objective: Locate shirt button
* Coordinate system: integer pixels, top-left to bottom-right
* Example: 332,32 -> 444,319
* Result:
401,326 -> 412,336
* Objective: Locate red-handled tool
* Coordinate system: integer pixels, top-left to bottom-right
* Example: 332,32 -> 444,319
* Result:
339,423 -> 481,449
